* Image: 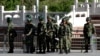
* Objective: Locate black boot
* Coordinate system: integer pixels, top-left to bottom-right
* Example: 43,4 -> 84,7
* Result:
42,50 -> 46,54
68,49 -> 70,53
65,50 -> 68,54
51,49 -> 55,52
47,49 -> 50,52
59,50 -> 63,54
84,50 -> 88,53
8,49 -> 13,53
8,51 -> 13,53
39,50 -> 42,53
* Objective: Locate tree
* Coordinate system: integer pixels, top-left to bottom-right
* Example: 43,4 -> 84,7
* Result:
0,0 -> 93,12
4,0 -> 21,10
48,0 -> 73,12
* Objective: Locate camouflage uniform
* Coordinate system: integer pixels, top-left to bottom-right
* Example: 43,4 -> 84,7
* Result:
7,17 -> 17,53
46,16 -> 54,52
37,16 -> 46,53
52,19 -> 59,52
58,18 -> 70,53
83,17 -> 96,53
67,22 -> 72,52
24,15 -> 36,53
65,16 -> 73,53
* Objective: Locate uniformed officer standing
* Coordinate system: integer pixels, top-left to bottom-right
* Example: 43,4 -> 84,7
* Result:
6,17 -> 17,53
23,15 -> 35,53
52,19 -> 59,52
37,16 -> 46,53
65,16 -> 72,53
58,18 -> 70,54
46,16 -> 54,52
83,17 -> 96,53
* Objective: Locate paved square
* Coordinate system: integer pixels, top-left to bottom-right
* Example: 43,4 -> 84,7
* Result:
0,49 -> 99,56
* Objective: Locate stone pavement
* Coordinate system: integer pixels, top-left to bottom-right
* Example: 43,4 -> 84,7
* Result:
0,49 -> 99,56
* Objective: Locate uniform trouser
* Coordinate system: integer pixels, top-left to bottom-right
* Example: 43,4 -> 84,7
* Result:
9,37 -> 14,52
25,36 -> 34,53
59,36 -> 70,52
38,35 -> 46,52
68,36 -> 72,51
84,37 -> 90,52
46,36 -> 53,51
52,35 -> 59,51
52,38 -> 56,51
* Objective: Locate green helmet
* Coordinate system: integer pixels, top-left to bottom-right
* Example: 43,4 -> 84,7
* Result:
38,16 -> 44,21
6,17 -> 12,23
63,16 -> 70,21
62,18 -> 66,22
86,17 -> 91,21
52,19 -> 57,23
26,14 -> 32,19
47,16 -> 52,20
26,14 -> 32,22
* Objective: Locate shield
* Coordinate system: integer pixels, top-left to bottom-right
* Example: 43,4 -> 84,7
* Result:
90,34 -> 97,52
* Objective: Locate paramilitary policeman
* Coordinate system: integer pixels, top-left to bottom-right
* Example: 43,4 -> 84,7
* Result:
37,16 -> 46,53
52,19 -> 59,52
64,16 -> 72,53
6,17 -> 17,53
46,16 -> 54,52
58,18 -> 70,54
23,15 -> 36,53
83,17 -> 96,53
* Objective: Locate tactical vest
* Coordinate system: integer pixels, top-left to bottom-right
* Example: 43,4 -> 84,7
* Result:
59,24 -> 70,36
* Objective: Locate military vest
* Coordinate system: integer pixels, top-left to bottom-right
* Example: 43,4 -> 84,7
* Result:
59,24 -> 70,36
37,22 -> 46,35
85,23 -> 94,37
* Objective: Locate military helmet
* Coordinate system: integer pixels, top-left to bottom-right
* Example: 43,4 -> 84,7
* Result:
52,19 -> 57,23
62,18 -> 66,22
86,17 -> 91,21
26,14 -> 32,22
38,16 -> 44,21
47,16 -> 52,20
6,17 -> 12,23
26,14 -> 32,18
63,16 -> 70,21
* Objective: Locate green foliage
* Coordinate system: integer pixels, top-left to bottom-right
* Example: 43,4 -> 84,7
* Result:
0,0 -> 92,12
78,0 -> 92,2
43,0 -> 73,12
